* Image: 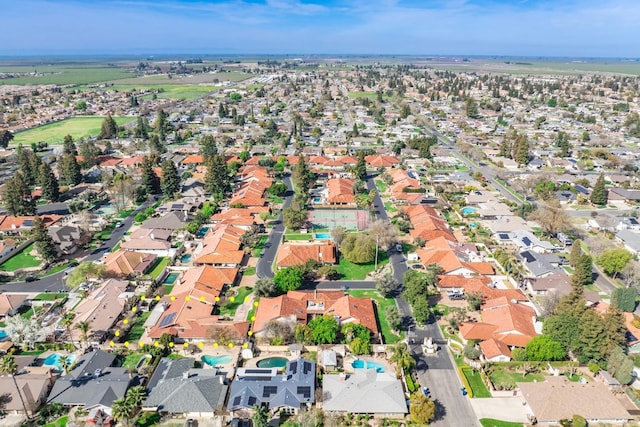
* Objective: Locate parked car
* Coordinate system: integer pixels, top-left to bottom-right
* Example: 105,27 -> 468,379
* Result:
396,243 -> 403,253
461,387 -> 468,396
25,276 -> 37,282
422,387 -> 431,397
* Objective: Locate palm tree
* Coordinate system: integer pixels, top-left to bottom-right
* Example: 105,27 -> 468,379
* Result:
111,397 -> 134,427
59,310 -> 77,350
75,320 -> 92,348
125,386 -> 146,408
390,343 -> 416,377
0,354 -> 29,416
58,356 -> 74,375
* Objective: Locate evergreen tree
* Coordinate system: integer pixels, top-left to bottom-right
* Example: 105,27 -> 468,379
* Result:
204,154 -> 229,196
148,134 -> 166,154
78,140 -> 101,168
499,136 -> 511,158
62,134 -> 77,155
556,131 -> 570,157
160,159 -> 180,198
98,114 -> 118,139
59,153 -> 82,186
2,172 -> 36,216
200,134 -> 217,159
578,309 -> 607,361
0,130 -> 14,148
134,116 -> 149,139
569,240 -> 582,267
465,97 -> 479,118
31,217 -> 57,262
603,308 -> 627,353
141,156 -> 160,194
293,155 -> 313,195
573,254 -> 593,286
155,109 -> 168,137
352,123 -> 359,137
38,162 -> 59,202
590,173 -> 607,205
353,151 -> 367,181
513,133 -> 530,165
17,146 -> 40,186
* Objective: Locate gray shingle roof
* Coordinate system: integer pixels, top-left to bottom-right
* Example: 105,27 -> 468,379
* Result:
322,370 -> 407,414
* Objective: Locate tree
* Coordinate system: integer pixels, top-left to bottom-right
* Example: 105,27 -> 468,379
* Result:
78,140 -> 101,168
31,217 -> 57,262
62,134 -> 77,155
569,240 -> 582,267
340,232 -> 376,264
0,130 -> 14,148
412,296 -> 431,325
353,151 -> 367,181
410,393 -> 436,425
342,323 -> 372,355
308,315 -> 339,344
273,267 -> 304,293
2,172 -> 36,216
390,343 -> 415,377
611,287 -> 638,312
125,385 -> 146,408
254,278 -> 279,297
465,97 -> 479,118
111,397 -> 135,427
525,335 -> 567,361
368,219 -> 397,251
0,354 -> 28,416
590,173 -> 607,205
160,159 -> 180,198
99,114 -> 119,139
462,344 -> 481,360
59,153 -> 82,186
330,226 -> 347,248
376,273 -> 398,297
573,254 -> 593,286
252,404 -> 269,427
599,248 -> 634,279
205,154 -> 229,195
66,261 -> 105,288
38,162 -> 59,202
141,156 -> 161,194
385,305 -> 402,332
282,205 -> 308,231
5,315 -> 47,351
293,156 -> 314,195
134,116 -> 149,139
513,133 -> 530,165
529,200 -> 572,237
75,320 -> 92,348
465,292 -> 483,311
403,270 -> 433,305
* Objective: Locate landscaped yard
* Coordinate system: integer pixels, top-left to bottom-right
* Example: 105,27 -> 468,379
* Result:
283,233 -> 313,241
0,243 -> 42,271
12,116 -> 135,145
462,367 -> 492,398
43,416 -> 69,427
218,287 -> 253,317
384,201 -> 398,213
347,289 -> 402,344
480,419 -> 523,427
122,351 -> 148,369
251,235 -> 268,257
335,251 -> 389,280
487,367 -> 545,390
243,266 -> 256,276
148,257 -> 170,280
20,306 -> 43,319
375,179 -> 388,192
125,311 -> 151,342
34,293 -> 67,301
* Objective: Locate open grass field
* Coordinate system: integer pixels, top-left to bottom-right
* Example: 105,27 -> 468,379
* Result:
0,65 -> 133,85
12,116 -> 135,145
335,251 -> 389,280
72,82 -> 221,100
0,243 -> 41,271
347,289 -> 402,344
487,368 -> 545,389
429,59 -> 640,76
348,91 -> 390,101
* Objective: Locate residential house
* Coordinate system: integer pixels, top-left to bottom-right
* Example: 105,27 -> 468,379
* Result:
518,376 -> 631,424
227,359 -> 315,416
253,290 -> 379,339
404,205 -> 456,243
526,272 -> 600,304
0,215 -> 62,235
479,339 -> 513,362
104,249 -> 157,278
230,166 -> 272,207
211,208 -> 266,230
518,251 -> 563,278
121,228 -> 174,257
276,242 -> 337,268
47,350 -> 138,415
194,224 -> 246,267
615,229 -> 640,255
141,211 -> 191,231
0,371 -> 54,415
157,197 -> 202,214
416,237 -> 494,276
608,188 -> 640,206
0,293 -> 29,319
495,230 -> 555,253
0,238 -> 19,258
437,275 -> 527,303
322,370 -> 407,417
48,225 -> 82,255
365,155 -> 399,168
325,178 -> 355,205
71,279 -> 129,344
142,357 -> 227,417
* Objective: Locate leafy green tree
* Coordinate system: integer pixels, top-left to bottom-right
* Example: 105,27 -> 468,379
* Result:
412,296 -> 431,325
308,315 -> 339,344
141,156 -> 161,194
569,240 -> 582,267
161,159 -> 181,198
273,266 -> 304,293
465,292 -> 483,311
525,335 -> 567,361
294,324 -> 314,345
99,114 -> 118,139
573,254 -> 593,286
254,278 -> 279,297
555,131 -> 570,157
31,217 -> 57,262
340,232 -> 376,264
590,173 -> 607,205
512,133 -> 530,165
409,393 -> 436,424
599,248 -> 633,279
403,270 -> 433,305
66,261 -> 105,288
462,344 -> 481,360
111,397 -> 135,427
282,205 -> 308,230
390,343 -> 415,376
376,273 -> 398,297
385,305 -> 402,332
78,140 -> 101,168
62,134 -> 77,155
267,182 -> 287,196
252,404 -> 269,427
134,116 -> 149,139
578,309 -> 608,362
465,97 -> 479,118
611,287 -> 638,312
0,130 -> 14,148
293,156 -> 314,195
38,162 -> 60,202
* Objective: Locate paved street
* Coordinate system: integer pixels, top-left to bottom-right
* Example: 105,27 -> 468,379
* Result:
0,200 -> 152,294
256,174 -> 294,279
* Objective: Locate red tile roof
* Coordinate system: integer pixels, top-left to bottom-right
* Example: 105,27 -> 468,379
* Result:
276,242 -> 337,268
326,178 -> 355,204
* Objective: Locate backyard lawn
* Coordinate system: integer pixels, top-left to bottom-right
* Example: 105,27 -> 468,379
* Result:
335,251 -> 389,280
487,368 -> 545,390
375,179 -> 388,192
125,311 -> 151,342
148,257 -> 170,280
218,287 -> 253,317
480,419 -> 523,427
12,116 -> 135,145
0,243 -> 42,271
43,416 -> 69,427
347,289 -> 402,344
283,233 -> 313,241
462,367 -> 492,398
122,352 -> 148,369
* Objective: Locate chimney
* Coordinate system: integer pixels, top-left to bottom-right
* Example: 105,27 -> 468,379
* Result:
183,371 -> 190,379
150,233 -> 155,240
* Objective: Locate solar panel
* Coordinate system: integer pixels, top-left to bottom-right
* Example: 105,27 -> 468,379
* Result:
23,220 -> 33,226
172,204 -> 185,209
297,386 -> 311,398
522,237 -> 532,246
303,361 -> 312,375
521,252 -> 535,263
247,396 -> 257,406
263,386 -> 278,397
245,369 -> 269,374
232,396 -> 241,406
498,233 -> 509,240
289,361 -> 297,374
158,312 -> 176,328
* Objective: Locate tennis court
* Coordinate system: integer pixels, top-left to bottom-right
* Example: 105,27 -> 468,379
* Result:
309,209 -> 369,230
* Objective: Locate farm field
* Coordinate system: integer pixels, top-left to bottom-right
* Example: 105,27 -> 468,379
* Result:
12,116 -> 135,145
72,84 -> 220,100
0,65 -> 133,85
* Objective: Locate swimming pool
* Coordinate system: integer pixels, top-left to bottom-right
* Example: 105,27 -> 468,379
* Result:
314,233 -> 331,240
313,197 -> 322,203
201,355 -> 233,366
94,202 -> 116,216
196,227 -> 210,238
351,359 -> 385,373
42,353 -> 76,371
163,272 -> 179,284
256,357 -> 288,368
461,207 -> 478,216
0,329 -> 7,340
180,254 -> 192,264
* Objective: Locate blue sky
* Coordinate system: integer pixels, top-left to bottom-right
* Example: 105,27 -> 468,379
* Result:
2,0 -> 639,57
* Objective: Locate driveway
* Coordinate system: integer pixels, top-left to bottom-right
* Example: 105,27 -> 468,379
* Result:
468,397 -> 530,423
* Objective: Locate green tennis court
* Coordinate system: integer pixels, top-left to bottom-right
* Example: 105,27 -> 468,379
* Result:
308,209 -> 369,230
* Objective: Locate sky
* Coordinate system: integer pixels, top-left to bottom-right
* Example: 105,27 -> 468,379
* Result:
2,0 -> 639,57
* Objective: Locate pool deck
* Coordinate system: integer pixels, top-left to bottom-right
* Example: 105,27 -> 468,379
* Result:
345,355 -> 394,374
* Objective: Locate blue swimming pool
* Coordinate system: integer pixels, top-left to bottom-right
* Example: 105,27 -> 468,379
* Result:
163,272 -> 179,284
0,330 -> 7,340
201,355 -> 232,366
351,359 -> 385,373
257,357 -> 289,368
313,197 -> 322,203
180,254 -> 192,264
196,227 -> 210,238
461,207 -> 478,216
315,233 -> 331,240
42,353 -> 76,371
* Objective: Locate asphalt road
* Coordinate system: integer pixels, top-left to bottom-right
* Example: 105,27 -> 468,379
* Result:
0,200 -> 151,294
256,174 -> 294,279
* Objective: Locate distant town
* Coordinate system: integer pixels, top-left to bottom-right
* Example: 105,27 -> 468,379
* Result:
0,56 -> 640,427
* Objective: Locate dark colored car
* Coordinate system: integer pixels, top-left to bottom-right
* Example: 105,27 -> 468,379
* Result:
25,276 -> 37,282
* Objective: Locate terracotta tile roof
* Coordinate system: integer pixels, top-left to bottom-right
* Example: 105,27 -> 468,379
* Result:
105,249 -> 157,276
416,237 -> 494,275
195,224 -> 246,264
365,155 -> 399,167
459,322 -> 498,340
480,338 -> 512,360
119,155 -> 145,166
181,154 -> 204,165
211,208 -> 258,227
254,290 -> 379,335
438,275 -> 492,288
276,242 -> 337,268
0,215 -> 62,232
322,158 -> 344,167
481,297 -> 538,346
286,156 -> 300,165
326,178 -> 355,204
338,155 -> 358,165
99,156 -> 123,167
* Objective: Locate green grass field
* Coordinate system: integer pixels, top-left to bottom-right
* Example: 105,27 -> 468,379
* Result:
347,289 -> 402,344
0,66 -> 133,85
0,243 -> 42,271
148,257 -> 170,280
72,83 -> 220,100
462,367 -> 492,398
125,311 -> 151,342
335,251 -> 389,280
12,116 -> 135,145
348,91 -> 389,101
488,368 -> 545,390
480,419 -> 524,427
43,416 -> 69,427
